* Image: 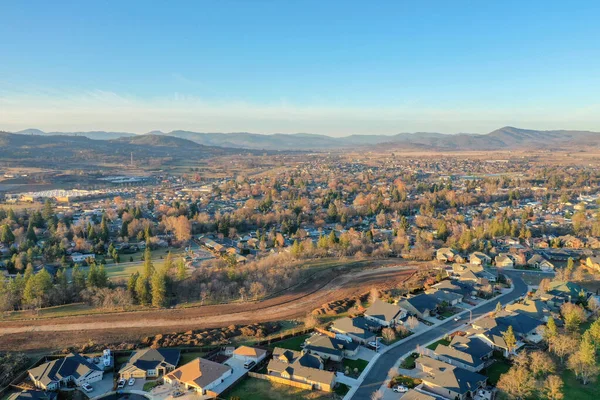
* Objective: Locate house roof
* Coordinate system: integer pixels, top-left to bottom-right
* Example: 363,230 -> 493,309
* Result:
304,334 -> 359,357
505,299 -> 548,321
365,299 -> 404,322
418,356 -> 486,395
331,317 -> 378,340
267,351 -> 334,386
232,346 -> 266,358
429,290 -> 463,303
434,336 -> 491,368
28,353 -> 101,387
399,294 -> 435,315
8,391 -> 57,400
119,348 -> 180,374
400,390 -> 436,400
473,312 -> 542,339
272,348 -> 323,369
165,358 -> 231,390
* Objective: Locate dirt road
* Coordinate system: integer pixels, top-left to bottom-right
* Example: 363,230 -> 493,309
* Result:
0,264 -> 417,352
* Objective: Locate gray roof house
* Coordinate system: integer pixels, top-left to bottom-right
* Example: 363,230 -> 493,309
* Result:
28,353 -> 103,391
119,348 -> 181,378
330,316 -> 378,344
416,356 -> 487,400
433,336 -> 493,372
364,299 -> 407,327
303,334 -> 359,362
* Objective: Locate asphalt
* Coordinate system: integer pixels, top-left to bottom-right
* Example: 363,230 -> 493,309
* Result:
350,270 -> 530,400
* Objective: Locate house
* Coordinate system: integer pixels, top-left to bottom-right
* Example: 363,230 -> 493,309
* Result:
303,334 -> 359,362
505,299 -> 551,322
267,348 -> 336,392
330,317 -> 378,344
428,289 -> 463,306
432,336 -> 493,372
471,312 -> 543,355
119,348 -> 181,379
469,252 -> 491,266
70,253 -> 95,263
527,254 -> 555,271
28,353 -> 103,391
364,299 -> 406,327
436,248 -> 458,263
400,390 -> 436,400
416,356 -> 487,400
164,358 -> 232,395
586,255 -> 600,271
231,346 -> 267,364
398,294 -> 437,319
539,280 -> 588,305
494,254 -> 514,268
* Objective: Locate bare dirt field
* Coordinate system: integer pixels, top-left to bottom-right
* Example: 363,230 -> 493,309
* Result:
0,263 -> 418,353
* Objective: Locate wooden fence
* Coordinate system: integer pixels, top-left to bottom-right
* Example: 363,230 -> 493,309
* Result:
247,372 -> 315,391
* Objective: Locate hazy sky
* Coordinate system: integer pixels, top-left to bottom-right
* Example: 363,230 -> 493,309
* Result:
1,0 -> 600,136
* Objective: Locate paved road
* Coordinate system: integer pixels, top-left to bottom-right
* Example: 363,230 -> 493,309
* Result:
351,270 -> 530,399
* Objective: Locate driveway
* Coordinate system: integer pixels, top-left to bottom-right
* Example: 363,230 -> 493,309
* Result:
350,271 -> 528,399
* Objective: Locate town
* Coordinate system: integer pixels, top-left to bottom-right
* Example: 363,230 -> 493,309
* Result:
0,149 -> 599,400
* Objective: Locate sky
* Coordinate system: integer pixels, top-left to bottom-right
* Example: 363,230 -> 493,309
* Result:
1,0 -> 600,136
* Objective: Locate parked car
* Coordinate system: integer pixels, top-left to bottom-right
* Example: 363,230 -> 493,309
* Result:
243,360 -> 256,369
453,315 -> 461,322
172,391 -> 184,398
367,341 -> 380,350
392,385 -> 408,393
128,378 -> 135,386
81,384 -> 93,393
117,379 -> 126,389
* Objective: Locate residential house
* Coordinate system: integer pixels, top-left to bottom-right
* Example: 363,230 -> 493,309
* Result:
400,390 -> 436,400
119,348 -> 180,379
505,299 -> 551,322
469,252 -> 491,266
527,254 -> 555,271
70,253 -> 95,263
494,254 -> 514,268
416,356 -> 487,400
586,255 -> 600,272
164,358 -> 232,396
330,317 -> 378,344
471,312 -> 543,355
436,248 -> 458,263
28,353 -> 103,391
398,294 -> 436,319
428,289 -> 463,306
303,334 -> 359,362
231,346 -> 267,364
7,391 -> 57,400
432,336 -> 493,372
539,280 -> 588,305
267,348 -> 336,392
364,299 -> 406,327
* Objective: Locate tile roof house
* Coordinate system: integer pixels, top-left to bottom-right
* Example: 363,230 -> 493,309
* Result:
28,353 -> 103,391
119,348 -> 180,379
416,356 -> 487,400
330,316 -> 378,344
364,299 -> 407,327
164,357 -> 232,396
267,347 -> 336,392
231,346 -> 267,364
432,336 -> 493,372
303,334 -> 359,362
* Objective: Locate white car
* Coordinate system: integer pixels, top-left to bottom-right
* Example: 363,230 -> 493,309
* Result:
367,341 -> 380,350
81,383 -> 93,393
128,378 -> 135,386
117,379 -> 126,389
453,316 -> 461,322
392,385 -> 408,393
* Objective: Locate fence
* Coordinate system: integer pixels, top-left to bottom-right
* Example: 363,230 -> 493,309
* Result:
247,372 -> 315,391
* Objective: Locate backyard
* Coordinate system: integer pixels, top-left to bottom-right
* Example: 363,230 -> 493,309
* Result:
268,334 -> 310,351
342,358 -> 369,377
426,338 -> 451,350
225,377 -> 337,400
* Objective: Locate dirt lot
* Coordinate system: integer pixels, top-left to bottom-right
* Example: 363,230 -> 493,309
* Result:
0,263 -> 418,353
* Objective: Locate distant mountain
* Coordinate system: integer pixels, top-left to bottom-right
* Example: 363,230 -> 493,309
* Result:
8,126 -> 600,151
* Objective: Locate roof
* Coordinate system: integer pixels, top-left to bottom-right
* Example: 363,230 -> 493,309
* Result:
473,312 -> 542,340
434,336 -> 491,368
7,391 -> 57,400
267,350 -> 334,386
28,353 -> 102,387
429,290 -> 463,303
418,356 -> 486,395
399,294 -> 435,314
232,346 -> 266,358
165,358 -> 231,390
400,390 -> 437,400
547,280 -> 586,299
331,317 -> 378,340
505,299 -> 548,320
304,334 -> 359,357
119,348 -> 180,374
365,299 -> 404,322
272,348 -> 323,369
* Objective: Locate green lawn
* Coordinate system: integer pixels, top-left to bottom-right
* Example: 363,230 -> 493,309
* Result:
561,368 -> 600,399
178,351 -> 206,365
334,383 -> 350,396
400,353 -> 418,369
342,358 -> 369,376
388,375 -> 422,389
426,338 -> 451,350
143,380 -> 162,392
482,360 -> 511,385
225,377 -> 335,400
269,334 -> 309,351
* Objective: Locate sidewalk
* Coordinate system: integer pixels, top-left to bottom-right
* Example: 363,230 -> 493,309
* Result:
343,284 -> 516,400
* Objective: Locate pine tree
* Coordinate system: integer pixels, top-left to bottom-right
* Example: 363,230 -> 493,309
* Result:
151,270 -> 167,307
87,263 -> 98,288
0,224 -> 15,244
503,325 -> 517,354
26,220 -> 37,243
176,259 -> 187,281
142,248 -> 154,278
127,272 -> 139,298
97,264 -> 108,288
135,275 -> 150,305
100,215 -> 110,242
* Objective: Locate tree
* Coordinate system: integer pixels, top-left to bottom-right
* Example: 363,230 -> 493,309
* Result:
561,302 -> 587,332
495,301 -> 503,314
135,275 -> 150,306
543,375 -> 564,400
370,390 -> 384,400
0,224 -> 15,244
290,240 -> 302,258
151,270 -> 167,307
304,313 -> 319,329
588,318 -> 600,348
249,282 -> 265,300
164,251 -> 174,272
176,259 -> 187,281
26,220 -> 37,243
368,287 -> 379,304
503,325 -> 517,355
497,365 -> 536,399
530,350 -> 555,378
550,334 -> 578,363
96,264 -> 108,288
406,316 -> 419,330
544,316 -> 558,342
127,272 -> 139,299
23,269 -> 53,308
382,327 -> 396,343
142,248 -> 154,278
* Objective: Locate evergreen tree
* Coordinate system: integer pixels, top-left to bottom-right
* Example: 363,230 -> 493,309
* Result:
135,275 -> 150,305
176,259 -> 187,281
127,272 -> 139,298
151,269 -> 167,307
100,215 -> 110,242
97,264 -> 108,288
26,220 -> 37,243
0,224 -> 15,244
87,263 -> 98,288
142,248 -> 154,278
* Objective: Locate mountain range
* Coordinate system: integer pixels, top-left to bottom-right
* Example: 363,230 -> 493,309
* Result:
10,126 -> 600,151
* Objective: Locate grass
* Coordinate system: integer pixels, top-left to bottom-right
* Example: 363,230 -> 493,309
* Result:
426,338 -> 450,350
225,377 -> 335,400
561,368 -> 600,399
143,381 -> 162,392
178,351 -> 206,365
342,358 -> 369,376
388,375 -> 422,389
400,353 -> 418,369
114,355 -> 131,368
268,334 -> 309,351
334,383 -> 350,396
482,360 -> 511,385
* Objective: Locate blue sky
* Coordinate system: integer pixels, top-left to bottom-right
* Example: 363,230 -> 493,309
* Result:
1,0 -> 600,135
